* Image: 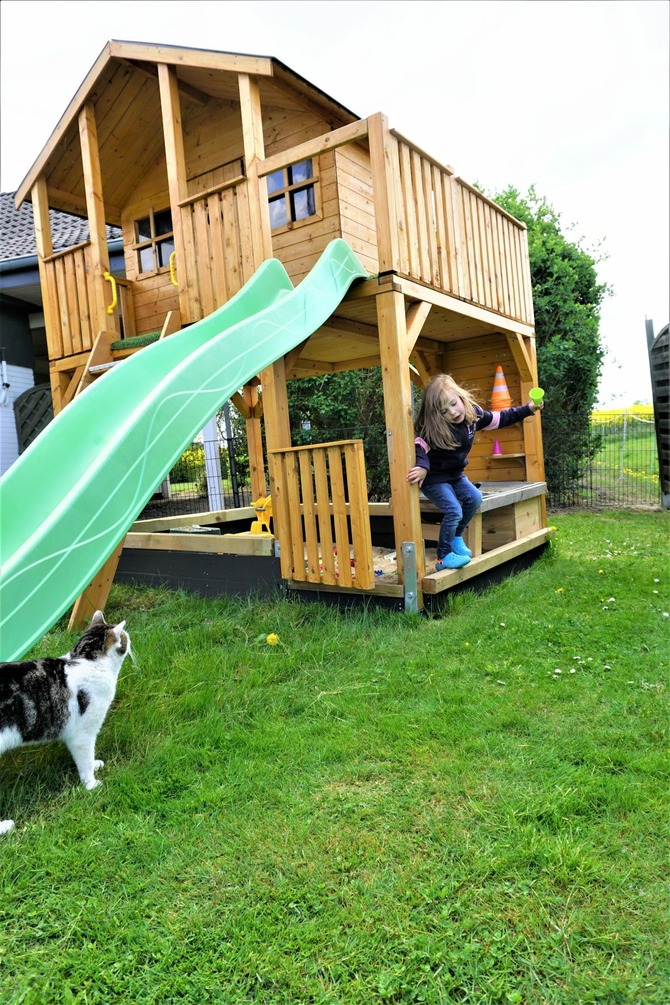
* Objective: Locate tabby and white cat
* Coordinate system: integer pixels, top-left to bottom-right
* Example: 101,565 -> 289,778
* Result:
0,611 -> 131,834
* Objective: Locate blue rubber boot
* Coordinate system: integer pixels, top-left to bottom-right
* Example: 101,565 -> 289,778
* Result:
435,552 -> 470,571
452,536 -> 472,557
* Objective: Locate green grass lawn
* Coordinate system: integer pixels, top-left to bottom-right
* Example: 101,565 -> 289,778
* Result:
1,510 -> 668,1004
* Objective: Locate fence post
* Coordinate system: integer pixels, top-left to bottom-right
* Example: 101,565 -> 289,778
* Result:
203,416 -> 224,509
620,411 -> 627,480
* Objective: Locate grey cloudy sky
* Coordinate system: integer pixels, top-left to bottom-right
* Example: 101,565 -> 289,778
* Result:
1,0 -> 667,406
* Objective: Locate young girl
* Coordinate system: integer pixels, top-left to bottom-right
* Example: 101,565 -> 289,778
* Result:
407,374 -> 544,570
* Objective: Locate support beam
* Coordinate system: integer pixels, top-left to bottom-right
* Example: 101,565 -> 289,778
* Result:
239,72 -> 291,467
68,541 -> 125,631
368,112 -> 400,274
231,382 -> 267,499
406,301 -> 432,352
78,103 -> 117,335
158,62 -> 199,323
376,289 -> 425,591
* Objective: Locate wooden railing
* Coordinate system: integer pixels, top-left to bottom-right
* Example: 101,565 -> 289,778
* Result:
258,112 -> 533,327
41,241 -> 104,359
177,174 -> 253,322
269,440 -> 375,589
388,131 -> 534,324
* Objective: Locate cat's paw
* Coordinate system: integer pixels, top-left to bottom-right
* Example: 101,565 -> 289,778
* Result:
0,820 -> 16,834
84,778 -> 102,790
93,759 -> 105,771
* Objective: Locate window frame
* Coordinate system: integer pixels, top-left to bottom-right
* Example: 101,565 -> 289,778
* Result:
131,207 -> 175,278
266,158 -> 321,234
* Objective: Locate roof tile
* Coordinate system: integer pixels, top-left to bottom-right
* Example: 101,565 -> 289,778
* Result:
1,191 -> 122,262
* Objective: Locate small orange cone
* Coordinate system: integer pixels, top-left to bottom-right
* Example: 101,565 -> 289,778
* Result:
490,365 -> 512,409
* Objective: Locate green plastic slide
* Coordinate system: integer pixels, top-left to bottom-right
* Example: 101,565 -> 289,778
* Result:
0,239 -> 369,660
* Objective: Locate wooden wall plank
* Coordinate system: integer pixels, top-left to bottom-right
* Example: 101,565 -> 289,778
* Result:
328,446 -> 353,587
298,450 -> 321,582
313,449 -> 336,584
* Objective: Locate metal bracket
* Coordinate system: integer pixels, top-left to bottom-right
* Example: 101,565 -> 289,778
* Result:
401,541 -> 419,614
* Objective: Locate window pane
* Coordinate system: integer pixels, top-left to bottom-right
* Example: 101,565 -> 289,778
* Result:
290,160 -> 312,184
135,216 -> 152,242
154,209 -> 173,236
138,246 -> 154,273
269,195 -> 287,229
267,170 -> 285,195
291,185 -> 316,222
157,237 -> 175,268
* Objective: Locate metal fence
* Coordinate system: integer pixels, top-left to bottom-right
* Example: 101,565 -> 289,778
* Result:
136,412 -> 662,521
543,411 -> 661,509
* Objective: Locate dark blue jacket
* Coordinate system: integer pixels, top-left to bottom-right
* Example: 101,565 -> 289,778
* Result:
414,404 -> 533,484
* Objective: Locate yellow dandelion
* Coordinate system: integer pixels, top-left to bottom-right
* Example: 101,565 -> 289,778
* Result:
556,587 -> 564,594
266,633 -> 280,646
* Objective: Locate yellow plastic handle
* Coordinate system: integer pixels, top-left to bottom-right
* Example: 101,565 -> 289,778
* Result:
103,272 -> 117,315
169,251 -> 178,287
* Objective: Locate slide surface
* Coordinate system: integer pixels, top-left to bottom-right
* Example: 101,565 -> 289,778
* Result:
0,240 -> 369,660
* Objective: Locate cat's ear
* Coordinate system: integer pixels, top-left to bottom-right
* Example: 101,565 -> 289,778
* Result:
91,611 -> 105,626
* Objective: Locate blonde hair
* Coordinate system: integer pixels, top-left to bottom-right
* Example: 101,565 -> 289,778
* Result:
415,374 -> 480,450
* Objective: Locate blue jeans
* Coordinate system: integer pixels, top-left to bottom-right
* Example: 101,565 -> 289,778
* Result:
421,476 -> 483,559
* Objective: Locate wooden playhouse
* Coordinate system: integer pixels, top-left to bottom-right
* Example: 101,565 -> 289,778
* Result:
13,40 -> 552,617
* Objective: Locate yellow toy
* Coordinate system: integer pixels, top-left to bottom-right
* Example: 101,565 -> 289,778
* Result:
250,495 -> 273,535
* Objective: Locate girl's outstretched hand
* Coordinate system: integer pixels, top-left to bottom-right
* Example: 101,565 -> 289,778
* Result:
407,466 -> 427,485
529,400 -> 544,413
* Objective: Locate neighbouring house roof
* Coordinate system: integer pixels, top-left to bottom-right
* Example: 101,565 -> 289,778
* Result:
0,191 -> 122,263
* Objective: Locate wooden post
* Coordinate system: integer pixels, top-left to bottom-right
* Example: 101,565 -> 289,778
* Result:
368,113 -> 400,275
78,103 -> 118,337
238,72 -> 291,492
238,74 -> 273,274
158,62 -> 199,324
69,104 -> 122,630
68,542 -> 125,632
232,381 -> 267,499
377,289 -> 424,590
31,179 -> 65,411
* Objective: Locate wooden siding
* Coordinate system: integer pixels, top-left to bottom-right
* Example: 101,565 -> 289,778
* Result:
444,333 -> 530,484
334,144 -> 379,275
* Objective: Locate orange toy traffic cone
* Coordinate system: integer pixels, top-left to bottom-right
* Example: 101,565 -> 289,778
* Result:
490,365 -> 512,409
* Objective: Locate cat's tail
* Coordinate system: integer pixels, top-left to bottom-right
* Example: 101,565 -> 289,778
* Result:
0,820 -> 16,834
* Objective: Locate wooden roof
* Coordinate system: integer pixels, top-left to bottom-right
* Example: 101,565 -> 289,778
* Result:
14,40 -> 359,218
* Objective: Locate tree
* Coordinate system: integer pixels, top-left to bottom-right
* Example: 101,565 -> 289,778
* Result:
489,185 -> 610,496
227,369 -> 391,499
287,369 -> 390,499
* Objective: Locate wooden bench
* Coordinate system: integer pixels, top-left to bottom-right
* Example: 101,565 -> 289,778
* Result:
420,481 -> 547,558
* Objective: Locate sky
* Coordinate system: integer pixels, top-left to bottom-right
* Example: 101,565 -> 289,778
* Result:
1,0 -> 668,407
